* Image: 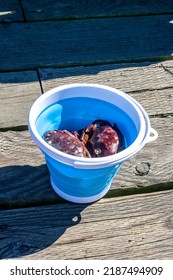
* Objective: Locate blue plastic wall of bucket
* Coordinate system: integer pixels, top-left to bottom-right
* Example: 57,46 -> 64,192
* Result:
35,96 -> 137,202
45,153 -> 122,201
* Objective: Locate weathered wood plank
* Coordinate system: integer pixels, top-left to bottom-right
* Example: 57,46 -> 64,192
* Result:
115,117 -> 173,190
21,0 -> 173,21
0,0 -> 23,22
1,15 -> 173,71
0,71 -> 41,129
162,60 -> 173,68
0,117 -> 173,208
0,190 -> 173,259
39,62 -> 173,116
0,62 -> 171,130
40,62 -> 173,93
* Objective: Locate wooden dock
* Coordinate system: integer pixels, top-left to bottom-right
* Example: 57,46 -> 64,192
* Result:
0,0 -> 173,259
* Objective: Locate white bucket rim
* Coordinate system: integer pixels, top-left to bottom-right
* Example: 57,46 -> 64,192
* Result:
28,83 -> 157,169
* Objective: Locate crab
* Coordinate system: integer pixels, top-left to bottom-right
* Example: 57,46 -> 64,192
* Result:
43,119 -> 125,158
79,119 -> 125,158
43,129 -> 91,157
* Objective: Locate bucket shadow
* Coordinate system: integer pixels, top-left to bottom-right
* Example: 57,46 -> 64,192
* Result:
0,200 -> 88,259
0,164 -> 89,259
0,164 -> 62,209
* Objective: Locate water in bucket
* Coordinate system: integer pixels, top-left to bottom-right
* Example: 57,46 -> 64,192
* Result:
35,97 -> 137,149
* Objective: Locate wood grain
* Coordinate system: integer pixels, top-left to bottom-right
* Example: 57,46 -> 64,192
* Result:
0,0 -> 23,22
0,71 -> 41,129
0,190 -> 173,259
39,62 -> 173,116
21,0 -> 173,21
40,62 -> 173,92
1,117 -> 173,208
1,15 -> 173,71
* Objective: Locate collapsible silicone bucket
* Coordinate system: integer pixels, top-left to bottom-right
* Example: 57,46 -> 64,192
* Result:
28,84 -> 158,203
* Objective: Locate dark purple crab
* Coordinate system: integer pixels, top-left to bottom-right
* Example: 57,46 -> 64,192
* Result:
78,119 -> 125,158
43,129 -> 91,157
43,119 -> 125,158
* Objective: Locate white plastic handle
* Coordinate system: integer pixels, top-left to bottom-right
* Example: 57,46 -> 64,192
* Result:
145,127 -> 158,144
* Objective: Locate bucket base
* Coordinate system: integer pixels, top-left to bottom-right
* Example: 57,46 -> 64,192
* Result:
50,178 -> 111,204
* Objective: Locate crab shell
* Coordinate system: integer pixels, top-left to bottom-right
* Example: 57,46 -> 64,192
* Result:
79,120 -> 125,158
43,130 -> 91,157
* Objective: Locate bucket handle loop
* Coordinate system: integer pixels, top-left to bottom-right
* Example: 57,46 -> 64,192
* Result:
145,127 -> 158,144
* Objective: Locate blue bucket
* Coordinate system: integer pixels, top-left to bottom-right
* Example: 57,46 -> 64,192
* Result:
28,84 -> 158,203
